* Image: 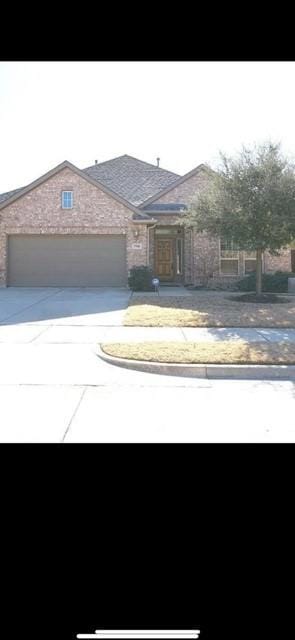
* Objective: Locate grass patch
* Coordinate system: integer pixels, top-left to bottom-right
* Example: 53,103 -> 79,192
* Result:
124,292 -> 295,327
101,341 -> 295,365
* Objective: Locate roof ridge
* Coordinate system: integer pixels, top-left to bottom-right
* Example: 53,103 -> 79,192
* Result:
83,154 -> 180,176
0,156 -> 190,207
120,154 -> 180,175
83,154 -> 129,171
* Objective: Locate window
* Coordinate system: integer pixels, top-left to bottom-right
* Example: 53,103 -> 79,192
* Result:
62,191 -> 73,209
244,251 -> 256,274
220,238 -> 240,258
220,259 -> 239,275
220,238 -> 239,275
155,227 -> 179,235
245,259 -> 256,274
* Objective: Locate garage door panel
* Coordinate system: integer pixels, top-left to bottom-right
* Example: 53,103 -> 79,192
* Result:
8,235 -> 127,286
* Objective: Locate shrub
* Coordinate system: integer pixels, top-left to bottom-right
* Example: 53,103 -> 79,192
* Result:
128,265 -> 154,291
236,271 -> 294,293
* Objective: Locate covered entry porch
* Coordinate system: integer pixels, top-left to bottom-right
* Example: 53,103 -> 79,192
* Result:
149,225 -> 186,284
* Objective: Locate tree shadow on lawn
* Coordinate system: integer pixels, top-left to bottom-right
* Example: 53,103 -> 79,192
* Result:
125,294 -> 295,328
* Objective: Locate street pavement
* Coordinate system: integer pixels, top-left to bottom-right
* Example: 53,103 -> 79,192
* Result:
0,287 -> 295,442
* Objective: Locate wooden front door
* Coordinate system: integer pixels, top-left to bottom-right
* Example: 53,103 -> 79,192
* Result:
156,239 -> 174,280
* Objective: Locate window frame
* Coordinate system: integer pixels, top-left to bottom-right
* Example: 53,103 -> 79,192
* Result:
244,257 -> 257,274
219,238 -> 239,276
61,190 -> 74,209
219,240 -> 264,276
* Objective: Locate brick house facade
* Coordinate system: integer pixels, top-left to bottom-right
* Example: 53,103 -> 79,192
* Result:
0,155 -> 293,287
142,165 -> 293,287
0,162 -> 151,287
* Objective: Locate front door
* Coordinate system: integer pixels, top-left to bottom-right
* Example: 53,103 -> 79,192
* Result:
292,249 -> 295,272
156,239 -> 174,281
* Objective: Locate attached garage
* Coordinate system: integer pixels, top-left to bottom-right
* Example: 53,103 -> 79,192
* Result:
7,234 -> 127,287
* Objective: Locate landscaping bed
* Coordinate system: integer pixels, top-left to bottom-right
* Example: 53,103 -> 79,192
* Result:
124,292 -> 295,327
101,341 -> 295,364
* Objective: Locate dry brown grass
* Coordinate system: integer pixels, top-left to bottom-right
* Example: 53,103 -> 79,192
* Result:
102,341 -> 295,364
124,292 -> 295,327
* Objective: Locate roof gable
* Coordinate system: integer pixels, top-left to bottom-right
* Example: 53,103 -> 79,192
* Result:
139,164 -> 215,208
0,156 -> 215,217
0,160 -> 149,219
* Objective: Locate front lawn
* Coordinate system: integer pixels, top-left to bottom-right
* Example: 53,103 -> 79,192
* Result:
124,292 -> 295,327
101,341 -> 295,364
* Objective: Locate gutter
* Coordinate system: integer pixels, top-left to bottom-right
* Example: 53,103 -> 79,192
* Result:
141,210 -> 187,215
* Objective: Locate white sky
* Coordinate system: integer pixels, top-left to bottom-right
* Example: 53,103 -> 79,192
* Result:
1,60 -> 295,194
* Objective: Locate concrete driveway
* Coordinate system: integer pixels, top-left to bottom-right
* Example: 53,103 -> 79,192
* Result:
0,287 -> 131,340
0,287 -> 295,443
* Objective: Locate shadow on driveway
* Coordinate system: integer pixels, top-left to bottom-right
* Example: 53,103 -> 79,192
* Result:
0,287 -> 131,326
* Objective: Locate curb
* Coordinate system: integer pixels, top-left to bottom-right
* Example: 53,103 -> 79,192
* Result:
96,345 -> 295,380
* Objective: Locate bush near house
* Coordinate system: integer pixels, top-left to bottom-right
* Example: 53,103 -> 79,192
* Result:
236,271 -> 294,293
128,265 -> 154,291
184,142 -> 295,295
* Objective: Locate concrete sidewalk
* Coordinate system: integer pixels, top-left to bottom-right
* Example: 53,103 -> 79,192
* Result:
95,326 -> 295,344
1,322 -> 295,345
11,325 -> 295,344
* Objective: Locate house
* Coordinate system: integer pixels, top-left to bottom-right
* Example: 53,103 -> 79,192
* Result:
0,154 -> 293,287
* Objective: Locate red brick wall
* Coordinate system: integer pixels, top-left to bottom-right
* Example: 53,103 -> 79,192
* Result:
264,249 -> 291,272
0,168 -> 148,285
152,169 -> 210,205
151,171 -> 292,284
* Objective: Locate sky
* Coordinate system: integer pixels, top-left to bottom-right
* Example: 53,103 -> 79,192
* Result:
1,60 -> 295,193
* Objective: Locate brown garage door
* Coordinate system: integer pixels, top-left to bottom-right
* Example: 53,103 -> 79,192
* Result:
8,234 -> 127,286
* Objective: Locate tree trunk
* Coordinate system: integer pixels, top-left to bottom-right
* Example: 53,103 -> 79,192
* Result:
256,248 -> 262,295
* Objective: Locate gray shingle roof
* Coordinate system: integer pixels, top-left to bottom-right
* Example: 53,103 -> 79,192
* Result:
83,155 -> 180,206
0,186 -> 25,204
0,155 -> 180,208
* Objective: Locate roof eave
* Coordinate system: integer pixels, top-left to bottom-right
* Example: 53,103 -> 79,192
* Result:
142,214 -> 187,216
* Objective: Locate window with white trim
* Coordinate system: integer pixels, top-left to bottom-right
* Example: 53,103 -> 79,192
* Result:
220,238 -> 239,275
244,251 -> 256,274
62,191 -> 73,209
